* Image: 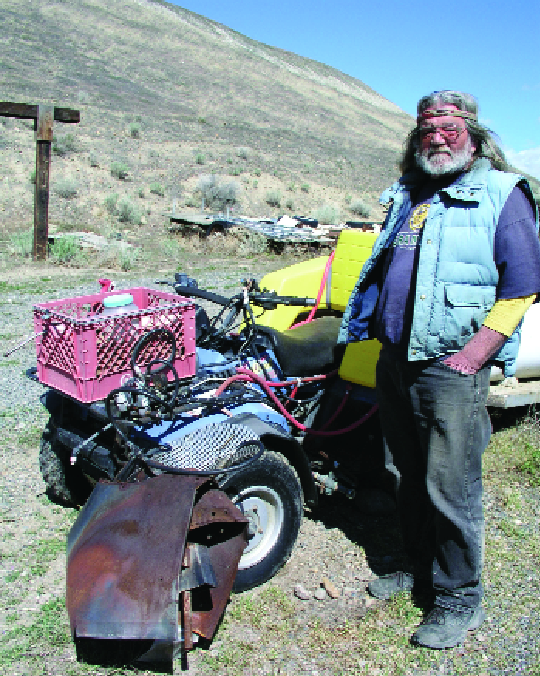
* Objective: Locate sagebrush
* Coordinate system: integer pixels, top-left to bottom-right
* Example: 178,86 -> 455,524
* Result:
117,197 -> 141,224
55,177 -> 78,199
49,235 -> 83,264
315,204 -> 339,224
110,161 -> 129,179
196,175 -> 240,210
350,198 -> 371,218
265,190 -> 281,208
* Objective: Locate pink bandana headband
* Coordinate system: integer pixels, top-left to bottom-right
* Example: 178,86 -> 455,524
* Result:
417,108 -> 477,123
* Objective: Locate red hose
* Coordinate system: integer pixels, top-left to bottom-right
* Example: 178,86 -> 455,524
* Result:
236,366 -> 336,387
214,368 -> 378,436
289,250 -> 335,330
232,250 -> 366,431
319,384 -> 351,431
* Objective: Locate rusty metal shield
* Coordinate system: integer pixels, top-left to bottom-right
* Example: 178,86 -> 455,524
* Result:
66,474 -> 206,642
66,473 -> 248,667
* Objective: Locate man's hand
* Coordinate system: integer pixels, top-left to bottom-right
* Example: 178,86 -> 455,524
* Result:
442,326 -> 507,375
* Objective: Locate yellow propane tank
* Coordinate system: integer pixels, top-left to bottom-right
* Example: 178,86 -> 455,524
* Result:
258,256 -> 329,331
259,228 -> 382,388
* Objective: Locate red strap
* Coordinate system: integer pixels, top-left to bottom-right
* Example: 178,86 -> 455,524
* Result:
289,250 -> 335,330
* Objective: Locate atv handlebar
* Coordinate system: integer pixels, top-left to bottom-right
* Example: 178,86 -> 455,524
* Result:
156,280 -> 317,310
170,285 -> 231,307
248,292 -> 317,310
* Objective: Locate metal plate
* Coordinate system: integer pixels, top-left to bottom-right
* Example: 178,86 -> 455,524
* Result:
67,474 -> 207,641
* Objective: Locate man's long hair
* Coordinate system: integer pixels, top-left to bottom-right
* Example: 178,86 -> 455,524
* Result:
399,91 -> 510,174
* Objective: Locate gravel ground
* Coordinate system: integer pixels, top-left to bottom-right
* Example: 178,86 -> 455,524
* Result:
1,262 -> 539,676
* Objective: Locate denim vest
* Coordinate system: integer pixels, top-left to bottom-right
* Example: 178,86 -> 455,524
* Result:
338,159 -> 539,375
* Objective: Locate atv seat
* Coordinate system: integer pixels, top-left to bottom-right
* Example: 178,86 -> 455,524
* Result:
256,315 -> 342,377
259,229 -> 382,387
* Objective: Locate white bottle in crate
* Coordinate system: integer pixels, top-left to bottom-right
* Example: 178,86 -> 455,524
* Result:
102,293 -> 138,316
99,294 -> 140,347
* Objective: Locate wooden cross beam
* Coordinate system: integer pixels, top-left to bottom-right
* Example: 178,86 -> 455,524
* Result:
0,102 -> 80,260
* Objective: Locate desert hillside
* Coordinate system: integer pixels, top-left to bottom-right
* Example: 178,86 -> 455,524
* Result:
0,0 -> 419,248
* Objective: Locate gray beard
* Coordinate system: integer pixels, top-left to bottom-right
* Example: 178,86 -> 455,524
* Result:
415,139 -> 475,176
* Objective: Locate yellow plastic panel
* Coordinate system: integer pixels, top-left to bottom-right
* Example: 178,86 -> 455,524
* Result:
330,229 -> 378,312
258,256 -> 329,330
257,230 -> 382,389
338,339 -> 381,388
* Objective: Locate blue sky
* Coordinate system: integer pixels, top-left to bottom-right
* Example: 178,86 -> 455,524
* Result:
168,0 -> 540,180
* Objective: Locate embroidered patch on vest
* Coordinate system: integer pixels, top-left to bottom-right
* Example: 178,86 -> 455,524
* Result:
409,203 -> 430,230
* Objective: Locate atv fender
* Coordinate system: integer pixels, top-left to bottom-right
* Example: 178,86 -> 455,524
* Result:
226,412 -> 318,507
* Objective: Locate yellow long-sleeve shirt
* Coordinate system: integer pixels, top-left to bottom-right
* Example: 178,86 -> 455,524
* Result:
483,294 -> 536,336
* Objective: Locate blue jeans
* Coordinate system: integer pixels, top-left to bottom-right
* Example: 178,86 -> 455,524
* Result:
376,348 -> 491,609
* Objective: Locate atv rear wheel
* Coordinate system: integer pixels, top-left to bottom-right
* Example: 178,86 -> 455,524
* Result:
39,420 -> 91,507
218,450 -> 303,592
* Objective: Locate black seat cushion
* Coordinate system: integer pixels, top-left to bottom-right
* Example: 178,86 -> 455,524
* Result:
256,316 -> 343,377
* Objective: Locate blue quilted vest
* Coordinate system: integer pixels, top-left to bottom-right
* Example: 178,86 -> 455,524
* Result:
338,159 -> 539,375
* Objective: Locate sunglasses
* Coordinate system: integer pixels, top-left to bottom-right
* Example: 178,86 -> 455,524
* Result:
418,125 -> 467,142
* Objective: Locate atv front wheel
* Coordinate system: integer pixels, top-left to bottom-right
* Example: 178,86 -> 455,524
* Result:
218,450 -> 303,592
39,420 -> 91,507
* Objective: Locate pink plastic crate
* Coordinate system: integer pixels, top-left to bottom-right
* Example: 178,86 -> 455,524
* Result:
33,287 -> 196,403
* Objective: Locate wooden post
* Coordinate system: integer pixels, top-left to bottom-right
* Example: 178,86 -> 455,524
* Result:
34,105 -> 54,260
0,102 -> 80,261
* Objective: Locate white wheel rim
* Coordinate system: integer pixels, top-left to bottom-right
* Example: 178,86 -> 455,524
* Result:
232,485 -> 284,569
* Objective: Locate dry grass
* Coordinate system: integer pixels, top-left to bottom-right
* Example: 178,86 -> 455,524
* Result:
1,0 -> 408,243
0,262 -> 539,675
1,2 -> 539,672
0,112 -> 386,244
191,409 -> 540,676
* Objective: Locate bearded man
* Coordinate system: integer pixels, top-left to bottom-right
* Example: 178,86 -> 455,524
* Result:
338,91 -> 540,648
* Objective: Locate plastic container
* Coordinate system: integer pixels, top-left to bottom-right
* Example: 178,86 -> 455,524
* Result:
101,294 -> 140,335
102,293 -> 139,316
33,287 -> 196,403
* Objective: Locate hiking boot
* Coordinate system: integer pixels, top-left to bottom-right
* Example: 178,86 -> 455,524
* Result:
368,572 -> 415,600
411,605 -> 485,649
